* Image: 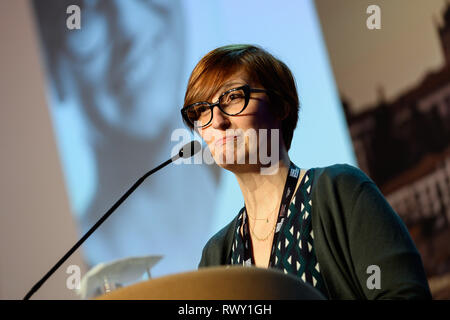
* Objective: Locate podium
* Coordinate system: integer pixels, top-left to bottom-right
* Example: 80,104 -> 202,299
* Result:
97,265 -> 326,300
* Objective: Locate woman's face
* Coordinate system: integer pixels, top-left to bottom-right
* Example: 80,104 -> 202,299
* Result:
197,70 -> 282,171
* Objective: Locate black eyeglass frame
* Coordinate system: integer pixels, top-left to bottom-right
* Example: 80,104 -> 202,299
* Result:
181,84 -> 268,128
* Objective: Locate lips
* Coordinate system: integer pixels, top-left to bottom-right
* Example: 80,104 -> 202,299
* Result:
215,135 -> 238,147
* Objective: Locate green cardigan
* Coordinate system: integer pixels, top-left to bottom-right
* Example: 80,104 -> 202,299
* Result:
198,164 -> 432,299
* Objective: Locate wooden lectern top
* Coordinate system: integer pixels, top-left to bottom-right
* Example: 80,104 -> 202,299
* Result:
97,265 -> 326,300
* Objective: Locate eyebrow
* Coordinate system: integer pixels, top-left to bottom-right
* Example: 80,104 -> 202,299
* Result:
213,80 -> 247,100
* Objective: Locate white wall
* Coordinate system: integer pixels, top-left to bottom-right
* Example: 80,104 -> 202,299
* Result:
0,0 -> 86,299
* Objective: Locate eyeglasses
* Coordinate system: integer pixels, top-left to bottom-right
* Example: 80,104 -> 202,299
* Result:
181,84 -> 268,128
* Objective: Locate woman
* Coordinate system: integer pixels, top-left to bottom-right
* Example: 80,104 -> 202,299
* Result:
180,44 -> 431,299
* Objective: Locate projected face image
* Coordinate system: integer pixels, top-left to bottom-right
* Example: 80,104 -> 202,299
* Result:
61,0 -> 184,138
34,0 -> 220,275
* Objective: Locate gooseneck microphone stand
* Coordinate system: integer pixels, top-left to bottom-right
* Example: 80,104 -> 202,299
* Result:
23,141 -> 200,300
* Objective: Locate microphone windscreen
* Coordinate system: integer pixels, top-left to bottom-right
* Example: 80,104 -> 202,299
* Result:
179,140 -> 202,158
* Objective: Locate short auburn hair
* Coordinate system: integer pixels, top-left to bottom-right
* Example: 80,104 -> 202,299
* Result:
182,44 -> 300,151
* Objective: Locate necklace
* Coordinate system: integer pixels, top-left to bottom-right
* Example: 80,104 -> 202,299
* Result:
249,220 -> 277,241
245,208 -> 278,241
245,206 -> 278,223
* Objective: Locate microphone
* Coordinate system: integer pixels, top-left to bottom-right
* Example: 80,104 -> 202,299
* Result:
172,139 -> 202,161
23,140 -> 202,300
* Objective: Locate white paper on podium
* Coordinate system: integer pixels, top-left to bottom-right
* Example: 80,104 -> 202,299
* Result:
78,255 -> 163,299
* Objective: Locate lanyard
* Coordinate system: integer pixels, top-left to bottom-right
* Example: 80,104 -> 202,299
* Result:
241,161 -> 300,267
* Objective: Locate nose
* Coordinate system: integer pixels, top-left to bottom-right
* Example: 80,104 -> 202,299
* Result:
210,105 -> 231,130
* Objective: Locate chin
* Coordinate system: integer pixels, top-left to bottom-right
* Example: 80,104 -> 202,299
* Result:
213,150 -> 262,174
215,161 -> 247,173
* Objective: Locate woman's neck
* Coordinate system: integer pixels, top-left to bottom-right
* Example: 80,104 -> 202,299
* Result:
234,149 -> 291,221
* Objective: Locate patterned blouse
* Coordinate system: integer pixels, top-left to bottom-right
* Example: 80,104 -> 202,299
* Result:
230,168 -> 328,298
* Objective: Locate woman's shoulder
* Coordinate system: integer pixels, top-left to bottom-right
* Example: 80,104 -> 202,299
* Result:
310,163 -> 373,193
307,163 -> 379,215
308,163 -> 399,227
